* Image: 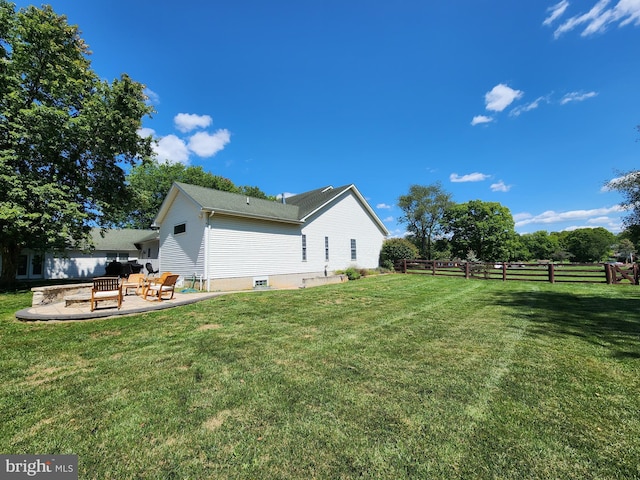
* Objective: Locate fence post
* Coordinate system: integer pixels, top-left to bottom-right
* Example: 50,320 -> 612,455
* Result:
432,261 -> 436,276
548,263 -> 555,283
403,259 -> 407,274
502,263 -> 507,281
465,262 -> 470,279
604,264 -> 612,284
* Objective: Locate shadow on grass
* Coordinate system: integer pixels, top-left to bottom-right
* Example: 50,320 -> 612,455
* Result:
493,289 -> 640,359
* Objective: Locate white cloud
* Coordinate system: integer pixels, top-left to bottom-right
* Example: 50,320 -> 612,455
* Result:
137,127 -> 155,138
450,172 -> 491,183
188,129 -> 231,157
510,96 -> 549,116
587,216 -> 613,224
485,84 -> 524,112
143,88 -> 160,105
491,181 -> 511,192
551,0 -> 640,38
543,0 -> 570,26
141,112 -> 231,164
376,203 -> 393,209
383,216 -> 394,223
560,91 -> 598,104
471,115 -> 493,126
514,205 -> 625,227
154,134 -> 190,164
174,113 -> 213,133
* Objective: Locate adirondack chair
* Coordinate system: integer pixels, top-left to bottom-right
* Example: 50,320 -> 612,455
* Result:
122,273 -> 145,296
90,277 -> 122,312
142,274 -> 180,301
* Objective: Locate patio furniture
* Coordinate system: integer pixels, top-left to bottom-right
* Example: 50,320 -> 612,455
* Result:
146,262 -> 159,276
90,277 -> 122,312
142,273 -> 180,301
122,273 -> 145,296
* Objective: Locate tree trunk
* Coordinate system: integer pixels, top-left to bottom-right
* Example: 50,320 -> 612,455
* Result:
0,243 -> 22,287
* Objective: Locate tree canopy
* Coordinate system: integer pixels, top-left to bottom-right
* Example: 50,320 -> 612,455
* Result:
379,238 -> 419,270
518,230 -> 561,261
121,161 -> 271,229
561,227 -> 615,263
0,2 -> 153,282
607,170 -> 640,230
397,183 -> 453,259
443,200 -> 518,262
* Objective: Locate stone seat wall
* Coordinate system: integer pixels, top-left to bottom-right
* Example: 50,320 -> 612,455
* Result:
31,283 -> 93,307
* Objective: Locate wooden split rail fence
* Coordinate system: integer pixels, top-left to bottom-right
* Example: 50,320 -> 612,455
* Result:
395,260 -> 639,285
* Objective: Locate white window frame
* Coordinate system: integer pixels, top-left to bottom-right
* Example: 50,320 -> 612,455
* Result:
302,234 -> 307,261
174,222 -> 187,235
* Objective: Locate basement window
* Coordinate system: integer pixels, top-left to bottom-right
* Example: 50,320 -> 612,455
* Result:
253,276 -> 269,288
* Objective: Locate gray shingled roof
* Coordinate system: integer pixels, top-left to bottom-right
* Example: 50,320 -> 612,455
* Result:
175,182 -> 301,223
89,228 -> 158,251
285,184 -> 353,219
167,182 -> 388,234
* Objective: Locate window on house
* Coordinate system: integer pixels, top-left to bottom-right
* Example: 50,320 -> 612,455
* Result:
32,255 -> 43,276
302,234 -> 307,261
350,239 -> 357,261
107,252 -> 117,262
17,255 -> 28,276
325,236 -> 329,261
174,223 -> 186,235
118,253 -> 129,262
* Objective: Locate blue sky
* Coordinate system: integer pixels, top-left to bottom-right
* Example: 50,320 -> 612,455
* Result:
15,0 -> 640,236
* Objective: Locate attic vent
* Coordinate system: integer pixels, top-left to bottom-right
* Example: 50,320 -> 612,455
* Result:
321,186 -> 333,193
246,197 -> 250,204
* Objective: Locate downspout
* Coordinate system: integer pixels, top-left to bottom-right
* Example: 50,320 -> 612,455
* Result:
205,211 -> 214,292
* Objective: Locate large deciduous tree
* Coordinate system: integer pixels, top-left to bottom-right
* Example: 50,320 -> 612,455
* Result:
122,161 -> 270,229
562,227 -> 615,263
397,183 -> 453,259
0,2 -> 153,283
443,200 -> 518,262
519,230 -> 561,261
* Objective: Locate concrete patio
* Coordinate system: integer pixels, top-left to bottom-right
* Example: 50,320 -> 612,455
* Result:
15,290 -> 224,321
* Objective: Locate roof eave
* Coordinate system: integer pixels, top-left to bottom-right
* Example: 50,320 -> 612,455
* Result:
203,208 -> 303,225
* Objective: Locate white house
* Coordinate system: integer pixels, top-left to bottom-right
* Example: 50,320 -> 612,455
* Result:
153,182 -> 389,291
2,228 -> 159,281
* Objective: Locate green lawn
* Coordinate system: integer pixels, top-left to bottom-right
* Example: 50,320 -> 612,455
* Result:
1,275 -> 639,479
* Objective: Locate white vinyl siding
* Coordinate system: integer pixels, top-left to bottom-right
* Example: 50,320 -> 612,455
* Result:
300,191 -> 385,271
159,193 -> 206,278
207,215 -> 304,279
